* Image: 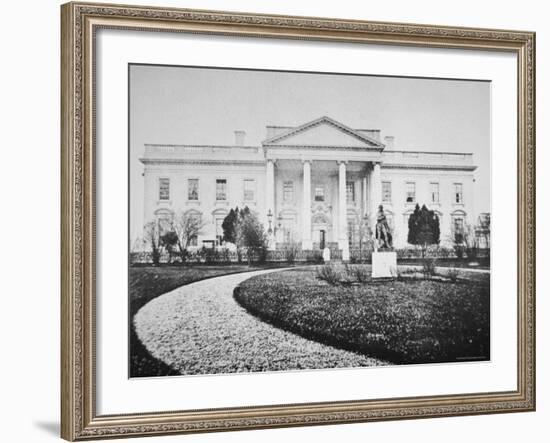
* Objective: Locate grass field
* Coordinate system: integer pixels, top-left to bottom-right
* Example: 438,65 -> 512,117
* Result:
234,268 -> 490,365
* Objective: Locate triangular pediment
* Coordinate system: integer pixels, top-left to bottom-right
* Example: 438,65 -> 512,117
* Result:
263,116 -> 383,149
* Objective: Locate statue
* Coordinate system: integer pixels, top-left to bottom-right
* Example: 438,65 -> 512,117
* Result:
375,205 -> 393,250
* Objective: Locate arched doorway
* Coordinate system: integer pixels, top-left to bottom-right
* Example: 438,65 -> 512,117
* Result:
311,212 -> 331,250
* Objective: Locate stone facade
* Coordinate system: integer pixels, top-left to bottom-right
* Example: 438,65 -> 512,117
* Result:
140,116 -> 476,251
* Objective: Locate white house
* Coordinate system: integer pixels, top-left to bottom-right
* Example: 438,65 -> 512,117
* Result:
140,116 -> 476,252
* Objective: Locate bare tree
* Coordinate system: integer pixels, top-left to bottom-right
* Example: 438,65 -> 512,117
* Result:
143,221 -> 161,265
357,216 -> 373,263
453,222 -> 479,260
173,211 -> 206,263
477,213 -> 491,250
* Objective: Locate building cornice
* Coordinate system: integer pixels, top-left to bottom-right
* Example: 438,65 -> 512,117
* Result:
382,164 -> 477,171
386,150 -> 475,156
140,158 -> 266,166
143,143 -> 260,149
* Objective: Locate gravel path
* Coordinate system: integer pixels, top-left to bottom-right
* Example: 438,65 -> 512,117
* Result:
134,268 -> 386,375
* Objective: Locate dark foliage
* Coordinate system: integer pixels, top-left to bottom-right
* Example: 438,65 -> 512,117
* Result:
160,231 -> 178,263
222,206 -> 251,244
222,207 -> 239,244
408,204 -> 440,254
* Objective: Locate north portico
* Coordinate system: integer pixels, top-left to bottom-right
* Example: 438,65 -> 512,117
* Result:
140,116 -> 477,252
263,116 -> 385,255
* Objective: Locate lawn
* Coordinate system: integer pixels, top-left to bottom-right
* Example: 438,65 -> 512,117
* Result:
129,264 -> 297,377
398,257 -> 490,270
234,268 -> 490,365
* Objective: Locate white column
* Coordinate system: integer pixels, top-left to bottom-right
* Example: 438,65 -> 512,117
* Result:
362,175 -> 368,217
301,160 -> 312,250
266,159 -> 275,249
338,161 -> 349,258
369,162 -> 382,233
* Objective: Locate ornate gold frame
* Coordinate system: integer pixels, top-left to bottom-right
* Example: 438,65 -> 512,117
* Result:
61,2 -> 536,440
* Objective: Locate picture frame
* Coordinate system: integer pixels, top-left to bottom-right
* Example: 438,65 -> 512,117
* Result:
61,1 -> 536,440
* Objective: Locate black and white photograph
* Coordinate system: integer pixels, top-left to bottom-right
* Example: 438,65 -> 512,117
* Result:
129,64 -> 491,378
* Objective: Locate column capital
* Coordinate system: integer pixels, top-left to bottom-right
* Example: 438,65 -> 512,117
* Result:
337,160 -> 348,166
301,159 -> 312,165
267,158 -> 277,165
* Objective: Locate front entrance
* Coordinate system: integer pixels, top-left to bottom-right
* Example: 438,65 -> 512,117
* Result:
319,230 -> 326,250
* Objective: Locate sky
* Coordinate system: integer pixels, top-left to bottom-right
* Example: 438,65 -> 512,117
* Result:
129,64 -> 490,238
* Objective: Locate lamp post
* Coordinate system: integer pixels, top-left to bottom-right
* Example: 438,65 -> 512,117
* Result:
267,209 -> 273,235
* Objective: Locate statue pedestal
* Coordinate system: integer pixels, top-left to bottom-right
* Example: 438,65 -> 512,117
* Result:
372,251 -> 397,278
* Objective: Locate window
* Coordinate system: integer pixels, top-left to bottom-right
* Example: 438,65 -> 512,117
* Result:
405,182 -> 416,203
216,179 -> 227,201
188,179 -> 199,201
430,182 -> 440,204
453,216 -> 464,241
283,181 -> 294,202
346,181 -> 355,203
189,235 -> 198,247
157,215 -> 172,236
382,181 -> 392,203
454,183 -> 463,204
159,178 -> 170,201
243,179 -> 255,201
314,185 -> 325,202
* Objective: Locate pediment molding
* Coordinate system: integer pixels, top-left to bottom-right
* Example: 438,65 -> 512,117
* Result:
262,116 -> 385,149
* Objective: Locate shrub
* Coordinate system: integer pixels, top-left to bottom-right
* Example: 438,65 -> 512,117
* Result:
422,258 -> 437,278
447,267 -> 460,282
219,248 -> 231,264
340,267 -> 355,286
151,247 -> 161,266
257,246 -> 268,264
316,263 -> 341,285
284,244 -> 299,264
466,245 -> 479,260
453,244 -> 465,259
390,265 -> 400,279
351,264 -> 371,283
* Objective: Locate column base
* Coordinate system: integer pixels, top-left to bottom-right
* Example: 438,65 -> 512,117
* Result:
301,239 -> 313,250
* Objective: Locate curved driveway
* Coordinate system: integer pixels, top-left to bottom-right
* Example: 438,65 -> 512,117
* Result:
134,268 -> 385,375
